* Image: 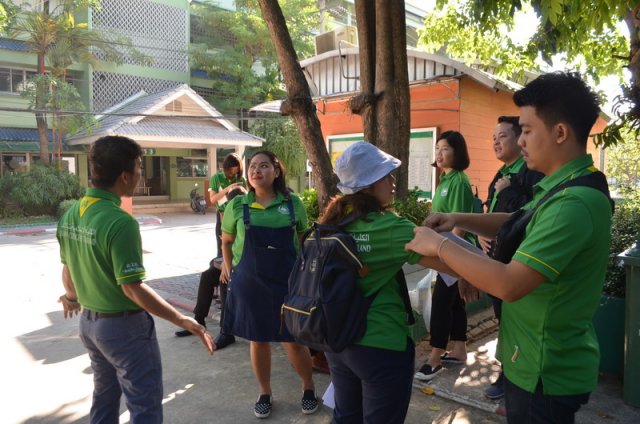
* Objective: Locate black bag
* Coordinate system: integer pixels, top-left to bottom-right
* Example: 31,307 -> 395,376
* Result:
282,221 -> 414,353
493,171 -> 614,264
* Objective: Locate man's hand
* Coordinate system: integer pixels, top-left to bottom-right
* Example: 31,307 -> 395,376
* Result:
458,279 -> 480,303
180,317 -> 216,355
494,177 -> 511,194
478,236 -> 493,254
423,212 -> 456,233
405,227 -> 445,257
58,294 -> 81,319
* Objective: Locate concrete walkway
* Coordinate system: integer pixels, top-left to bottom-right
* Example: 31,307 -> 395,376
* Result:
2,212 -> 638,423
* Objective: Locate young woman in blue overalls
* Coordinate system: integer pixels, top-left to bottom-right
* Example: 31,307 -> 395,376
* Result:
220,150 -> 317,419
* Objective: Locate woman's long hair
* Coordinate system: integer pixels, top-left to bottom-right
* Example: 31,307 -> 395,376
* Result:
320,192 -> 389,225
247,150 -> 290,197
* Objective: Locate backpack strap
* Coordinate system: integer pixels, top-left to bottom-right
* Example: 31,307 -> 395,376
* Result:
395,270 -> 416,325
529,171 -> 614,217
286,196 -> 297,228
242,202 -> 251,229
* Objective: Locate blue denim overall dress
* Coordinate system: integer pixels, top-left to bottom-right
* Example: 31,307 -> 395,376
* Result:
223,198 -> 296,342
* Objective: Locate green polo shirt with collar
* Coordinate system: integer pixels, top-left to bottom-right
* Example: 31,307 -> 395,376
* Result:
221,191 -> 307,266
57,188 -> 145,313
344,211 -> 422,352
500,154 -> 612,395
209,171 -> 246,212
432,169 -> 475,243
488,156 -> 526,213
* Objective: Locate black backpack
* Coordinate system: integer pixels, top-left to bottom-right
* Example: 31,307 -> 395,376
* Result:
282,221 -> 414,353
493,171 -> 614,264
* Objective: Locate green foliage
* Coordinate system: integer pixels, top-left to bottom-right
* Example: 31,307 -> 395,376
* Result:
300,188 -> 319,226
0,0 -> 17,35
190,0 -> 319,113
57,198 -> 78,218
250,118 -> 307,179
420,0 -> 633,147
21,74 -> 95,135
606,130 -> 640,196
393,189 -> 431,225
0,165 -> 85,216
605,193 -> 640,297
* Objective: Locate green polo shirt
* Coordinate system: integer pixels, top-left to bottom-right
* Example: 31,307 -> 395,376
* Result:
222,191 -> 307,266
344,211 -> 422,351
57,188 -> 145,313
488,156 -> 525,213
500,154 -> 612,395
432,169 -> 474,243
209,171 -> 246,212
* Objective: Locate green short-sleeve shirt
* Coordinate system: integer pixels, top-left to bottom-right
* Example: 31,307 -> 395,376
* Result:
488,156 -> 525,213
500,154 -> 612,395
432,169 -> 475,243
209,171 -> 246,212
57,188 -> 145,313
221,191 -> 307,266
345,211 -> 422,351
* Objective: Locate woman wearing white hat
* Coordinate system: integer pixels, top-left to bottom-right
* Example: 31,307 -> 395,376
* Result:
322,141 -> 435,424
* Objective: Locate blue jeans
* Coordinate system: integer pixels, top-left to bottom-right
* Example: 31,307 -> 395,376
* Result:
504,376 -> 590,424
326,340 -> 415,424
79,311 -> 163,424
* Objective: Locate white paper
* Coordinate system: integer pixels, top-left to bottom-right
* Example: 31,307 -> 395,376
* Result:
322,382 -> 335,409
438,232 -> 484,287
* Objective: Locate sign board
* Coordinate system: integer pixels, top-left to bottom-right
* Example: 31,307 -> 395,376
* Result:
327,128 -> 436,198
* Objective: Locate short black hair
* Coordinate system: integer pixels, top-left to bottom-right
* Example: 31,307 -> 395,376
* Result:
223,152 -> 243,175
433,130 -> 470,171
227,186 -> 247,201
89,136 -> 142,189
497,115 -> 522,138
512,72 -> 600,146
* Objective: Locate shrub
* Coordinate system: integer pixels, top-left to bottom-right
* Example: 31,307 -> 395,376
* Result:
604,195 -> 640,298
57,199 -> 79,218
0,165 -> 85,216
300,189 -> 319,227
393,188 -> 431,225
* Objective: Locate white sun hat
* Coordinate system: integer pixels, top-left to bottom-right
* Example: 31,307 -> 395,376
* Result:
334,141 -> 401,194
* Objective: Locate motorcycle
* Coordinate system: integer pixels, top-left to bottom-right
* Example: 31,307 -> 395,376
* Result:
190,183 -> 207,215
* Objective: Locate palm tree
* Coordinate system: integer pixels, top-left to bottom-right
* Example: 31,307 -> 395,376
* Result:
8,0 -> 148,164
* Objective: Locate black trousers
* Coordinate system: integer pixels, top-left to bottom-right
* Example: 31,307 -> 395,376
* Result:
215,211 -> 222,257
193,263 -> 223,328
505,377 -> 590,424
430,274 -> 467,349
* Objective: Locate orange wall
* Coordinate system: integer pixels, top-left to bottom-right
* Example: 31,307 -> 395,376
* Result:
459,78 -> 520,200
314,76 -> 606,202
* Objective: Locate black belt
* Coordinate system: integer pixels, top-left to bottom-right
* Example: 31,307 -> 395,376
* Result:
83,309 -> 144,319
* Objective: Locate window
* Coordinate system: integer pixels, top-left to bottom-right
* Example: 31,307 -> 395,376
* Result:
176,157 -> 208,178
0,68 -> 37,93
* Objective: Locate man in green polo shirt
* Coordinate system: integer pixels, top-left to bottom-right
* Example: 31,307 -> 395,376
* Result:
479,116 -> 543,400
406,72 -> 612,423
209,153 -> 246,256
57,135 -> 214,423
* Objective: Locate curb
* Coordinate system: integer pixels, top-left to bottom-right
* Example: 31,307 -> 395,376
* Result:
0,214 -> 162,236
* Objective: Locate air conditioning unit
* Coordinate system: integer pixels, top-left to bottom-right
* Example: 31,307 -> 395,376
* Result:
314,25 -> 358,55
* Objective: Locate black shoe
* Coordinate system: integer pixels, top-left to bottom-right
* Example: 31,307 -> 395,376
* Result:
214,333 -> 236,349
175,329 -> 194,337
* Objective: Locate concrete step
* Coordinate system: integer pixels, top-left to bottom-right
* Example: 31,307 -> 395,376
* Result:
133,202 -> 192,214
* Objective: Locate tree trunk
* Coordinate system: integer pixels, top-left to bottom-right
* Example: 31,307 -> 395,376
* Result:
257,0 -> 338,211
352,0 -> 377,143
36,53 -> 50,165
625,5 -> 640,123
353,2 -> 410,199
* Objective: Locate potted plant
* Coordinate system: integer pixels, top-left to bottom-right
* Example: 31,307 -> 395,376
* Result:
593,197 -> 640,376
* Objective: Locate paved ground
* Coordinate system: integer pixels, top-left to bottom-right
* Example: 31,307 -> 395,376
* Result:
2,212 -> 639,423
